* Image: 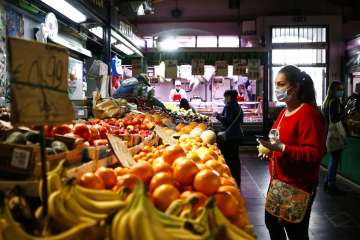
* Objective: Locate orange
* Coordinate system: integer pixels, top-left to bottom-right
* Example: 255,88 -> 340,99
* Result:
114,167 -> 128,177
220,177 -> 237,187
180,190 -> 193,199
214,191 -> 240,217
230,213 -> 251,229
112,173 -> 140,192
218,185 -> 245,207
129,161 -> 154,182
149,172 -> 175,192
193,169 -> 221,195
152,184 -> 180,211
162,145 -> 186,165
95,167 -> 118,189
173,159 -> 200,186
205,160 -> 224,175
152,157 -> 173,174
79,172 -> 105,190
185,192 -> 208,214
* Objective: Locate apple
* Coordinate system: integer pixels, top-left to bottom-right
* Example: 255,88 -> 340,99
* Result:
73,123 -> 92,141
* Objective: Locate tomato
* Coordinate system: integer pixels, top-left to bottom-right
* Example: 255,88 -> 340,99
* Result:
79,172 -> 105,190
95,167 -> 118,189
89,125 -> 100,140
73,124 -> 92,141
53,124 -> 72,135
97,125 -> 108,139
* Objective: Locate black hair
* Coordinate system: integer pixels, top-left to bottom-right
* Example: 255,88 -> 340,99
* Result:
279,65 -> 317,106
179,98 -> 191,110
224,90 -> 238,102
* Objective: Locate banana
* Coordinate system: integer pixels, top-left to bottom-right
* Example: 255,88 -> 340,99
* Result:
62,187 -> 108,220
165,199 -> 186,216
0,195 -> 96,240
179,204 -> 193,219
34,206 -> 43,221
72,187 -> 126,215
39,160 -> 65,201
74,185 -> 121,202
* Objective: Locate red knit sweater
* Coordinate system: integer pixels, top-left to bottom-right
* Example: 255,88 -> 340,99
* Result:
269,103 -> 326,192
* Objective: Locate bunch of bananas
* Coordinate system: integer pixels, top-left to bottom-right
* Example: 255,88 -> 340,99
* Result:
0,194 -> 96,240
38,160 -> 66,201
112,183 -> 210,240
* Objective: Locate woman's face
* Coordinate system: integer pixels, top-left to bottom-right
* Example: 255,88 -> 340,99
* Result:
335,84 -> 344,91
275,73 -> 298,103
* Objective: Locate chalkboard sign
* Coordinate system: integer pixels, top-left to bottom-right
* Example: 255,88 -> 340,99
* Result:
8,37 -> 74,126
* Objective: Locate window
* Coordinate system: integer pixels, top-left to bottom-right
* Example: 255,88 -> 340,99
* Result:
197,36 -> 217,48
218,36 -> 239,48
271,26 -> 328,106
272,27 -> 326,43
176,36 -> 196,48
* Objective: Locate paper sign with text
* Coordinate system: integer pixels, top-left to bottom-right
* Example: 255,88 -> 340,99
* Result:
215,60 -> 228,76
191,59 -> 205,75
8,37 -> 74,126
233,59 -> 247,76
248,58 -> 261,80
165,60 -> 178,79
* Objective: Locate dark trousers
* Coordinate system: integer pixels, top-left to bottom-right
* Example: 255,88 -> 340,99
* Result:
217,140 -> 240,187
326,150 -> 342,188
265,188 -> 317,240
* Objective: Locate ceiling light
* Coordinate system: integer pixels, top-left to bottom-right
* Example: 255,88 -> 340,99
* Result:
115,44 -> 134,55
89,27 -> 103,39
40,0 -> 87,23
159,37 -> 178,51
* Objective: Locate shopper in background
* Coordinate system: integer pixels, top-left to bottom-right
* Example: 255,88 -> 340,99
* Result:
258,65 -> 326,240
322,81 -> 347,194
179,98 -> 196,112
215,89 -> 244,187
169,80 -> 187,102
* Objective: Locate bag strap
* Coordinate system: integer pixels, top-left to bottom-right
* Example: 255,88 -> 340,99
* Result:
223,109 -> 243,135
271,110 -> 286,179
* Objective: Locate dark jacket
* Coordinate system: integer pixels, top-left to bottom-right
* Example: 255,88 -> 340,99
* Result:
216,101 -> 244,140
323,98 -> 344,127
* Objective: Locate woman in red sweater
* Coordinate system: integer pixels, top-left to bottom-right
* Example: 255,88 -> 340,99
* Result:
258,65 -> 326,240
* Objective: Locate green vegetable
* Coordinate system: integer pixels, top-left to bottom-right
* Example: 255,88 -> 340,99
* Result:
5,132 -> 26,145
51,141 -> 68,153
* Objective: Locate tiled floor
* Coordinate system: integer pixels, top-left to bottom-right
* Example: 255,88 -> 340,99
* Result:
240,151 -> 360,240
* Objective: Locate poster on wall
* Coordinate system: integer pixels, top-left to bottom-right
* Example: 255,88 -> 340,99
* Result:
165,60 -> 178,79
215,60 -> 228,76
191,59 -> 205,75
233,59 -> 247,76
68,57 -> 84,100
132,59 -> 141,77
248,58 -> 261,80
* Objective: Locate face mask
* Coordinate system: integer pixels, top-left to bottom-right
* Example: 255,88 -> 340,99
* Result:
336,90 -> 343,98
275,87 -> 290,102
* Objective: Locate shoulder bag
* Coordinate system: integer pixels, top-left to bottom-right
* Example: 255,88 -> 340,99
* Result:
326,104 -> 347,152
217,110 -> 244,142
265,111 -> 312,223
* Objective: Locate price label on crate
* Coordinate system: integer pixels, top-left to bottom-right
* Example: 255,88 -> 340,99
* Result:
7,37 -> 74,126
11,148 -> 31,169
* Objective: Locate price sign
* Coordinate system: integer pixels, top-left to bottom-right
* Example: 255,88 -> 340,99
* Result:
233,59 -> 247,76
191,59 -> 205,75
132,59 -> 141,77
11,148 -> 31,169
248,58 -> 261,80
165,60 -> 178,79
215,60 -> 228,76
8,37 -> 74,126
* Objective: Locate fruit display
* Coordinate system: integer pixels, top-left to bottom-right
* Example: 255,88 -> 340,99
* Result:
165,104 -> 209,124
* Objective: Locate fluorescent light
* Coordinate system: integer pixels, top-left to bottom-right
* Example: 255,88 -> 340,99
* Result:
137,4 -> 145,16
115,44 -> 134,55
40,0 -> 87,23
159,38 -> 178,51
89,27 -> 103,39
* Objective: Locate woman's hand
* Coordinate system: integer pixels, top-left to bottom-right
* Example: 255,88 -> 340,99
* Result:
257,143 -> 271,159
257,139 -> 285,152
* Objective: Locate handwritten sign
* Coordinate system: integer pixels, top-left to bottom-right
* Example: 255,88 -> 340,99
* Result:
233,59 -> 247,76
165,60 -> 178,79
8,37 -> 74,126
191,59 -> 205,75
248,58 -> 261,80
215,60 -> 228,76
132,59 -> 141,77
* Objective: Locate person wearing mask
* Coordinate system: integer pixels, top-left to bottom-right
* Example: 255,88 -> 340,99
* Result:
169,80 -> 187,102
258,65 -> 326,240
322,81 -> 346,194
215,90 -> 244,186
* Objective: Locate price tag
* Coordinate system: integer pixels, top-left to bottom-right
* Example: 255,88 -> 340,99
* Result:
191,59 -> 205,75
215,61 -> 228,76
8,37 -> 74,126
11,148 -> 31,169
165,60 -> 178,79
233,59 -> 247,76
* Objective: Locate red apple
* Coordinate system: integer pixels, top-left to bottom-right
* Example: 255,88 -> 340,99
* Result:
73,124 -> 92,141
